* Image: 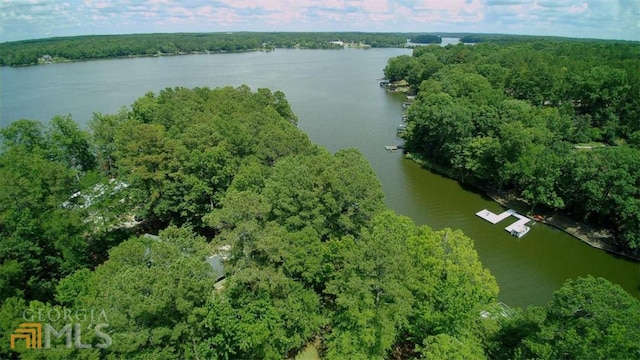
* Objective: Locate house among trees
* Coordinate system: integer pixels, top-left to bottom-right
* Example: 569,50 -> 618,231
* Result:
207,245 -> 231,289
41,54 -> 53,63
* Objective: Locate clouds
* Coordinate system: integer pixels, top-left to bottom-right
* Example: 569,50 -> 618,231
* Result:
0,0 -> 79,39
1,0 -> 638,42
480,1 -> 639,39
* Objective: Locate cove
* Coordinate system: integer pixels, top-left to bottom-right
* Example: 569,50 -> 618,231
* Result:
1,48 -> 638,308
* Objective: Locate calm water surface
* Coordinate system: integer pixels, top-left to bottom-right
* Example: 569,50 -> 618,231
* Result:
1,47 -> 638,307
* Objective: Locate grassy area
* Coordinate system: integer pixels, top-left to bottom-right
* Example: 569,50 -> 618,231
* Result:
575,141 -> 607,147
295,343 -> 320,360
573,142 -> 608,150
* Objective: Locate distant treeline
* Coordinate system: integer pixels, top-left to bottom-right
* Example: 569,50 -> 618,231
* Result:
3,32 -> 627,67
0,32 -> 414,66
410,34 -> 442,44
459,33 -> 637,43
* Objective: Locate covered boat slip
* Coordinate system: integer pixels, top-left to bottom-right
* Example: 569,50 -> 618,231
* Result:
476,209 -> 532,238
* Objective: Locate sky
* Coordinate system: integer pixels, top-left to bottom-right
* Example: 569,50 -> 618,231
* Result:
1,0 -> 638,42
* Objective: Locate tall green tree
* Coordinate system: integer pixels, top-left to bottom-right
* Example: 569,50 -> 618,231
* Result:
407,227 -> 498,349
54,227 -> 217,359
89,108 -> 130,176
263,148 -> 383,240
491,276 -> 640,359
324,212 -> 415,359
46,115 -> 97,174
0,145 -> 86,302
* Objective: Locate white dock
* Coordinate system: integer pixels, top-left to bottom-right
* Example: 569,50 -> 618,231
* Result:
476,209 -> 531,238
476,209 -> 515,224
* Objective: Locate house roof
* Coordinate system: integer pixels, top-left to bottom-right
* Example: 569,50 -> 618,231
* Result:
207,255 -> 225,281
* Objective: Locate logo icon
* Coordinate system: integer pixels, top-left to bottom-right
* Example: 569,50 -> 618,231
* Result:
11,308 -> 112,350
10,323 -> 42,349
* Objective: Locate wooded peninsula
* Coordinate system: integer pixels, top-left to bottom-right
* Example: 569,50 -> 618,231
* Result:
0,32 -> 415,66
1,34 -> 639,359
385,40 -> 640,257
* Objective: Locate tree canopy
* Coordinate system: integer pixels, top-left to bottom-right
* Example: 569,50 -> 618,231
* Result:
1,84 -> 638,359
488,276 -> 640,359
386,40 -> 640,250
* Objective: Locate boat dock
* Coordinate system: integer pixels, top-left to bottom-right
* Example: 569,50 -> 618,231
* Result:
384,144 -> 404,152
476,209 -> 532,238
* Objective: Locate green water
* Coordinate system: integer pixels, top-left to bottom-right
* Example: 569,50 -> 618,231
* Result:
2,48 -> 638,307
389,158 -> 639,307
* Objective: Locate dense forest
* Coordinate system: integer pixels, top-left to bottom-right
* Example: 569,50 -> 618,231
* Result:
0,32 -> 413,66
385,40 -> 640,253
1,86 -> 638,359
409,35 -> 442,44
457,33 -> 632,43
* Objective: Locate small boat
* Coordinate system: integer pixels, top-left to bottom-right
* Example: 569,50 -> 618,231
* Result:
510,225 -> 531,238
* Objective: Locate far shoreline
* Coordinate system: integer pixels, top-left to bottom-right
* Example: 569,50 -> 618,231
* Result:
5,45 -> 400,68
404,153 -> 640,262
0,43 -> 412,68
11,48 -> 275,67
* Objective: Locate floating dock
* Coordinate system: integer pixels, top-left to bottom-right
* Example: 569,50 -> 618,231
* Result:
384,144 -> 404,152
476,209 -> 531,238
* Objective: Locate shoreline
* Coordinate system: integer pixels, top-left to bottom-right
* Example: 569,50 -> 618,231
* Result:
19,48 -> 273,67
404,153 -> 639,262
485,190 -> 638,261
3,45 -> 407,68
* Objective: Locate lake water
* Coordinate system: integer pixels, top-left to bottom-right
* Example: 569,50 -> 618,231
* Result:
1,47 -> 638,307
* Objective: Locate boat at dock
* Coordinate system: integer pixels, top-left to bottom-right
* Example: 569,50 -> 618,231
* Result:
384,144 -> 404,152
476,209 -> 532,238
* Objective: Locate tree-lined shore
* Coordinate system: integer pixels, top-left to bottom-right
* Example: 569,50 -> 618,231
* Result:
3,31 -> 626,67
2,86 -> 638,359
0,32 -> 414,66
386,40 -> 640,255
